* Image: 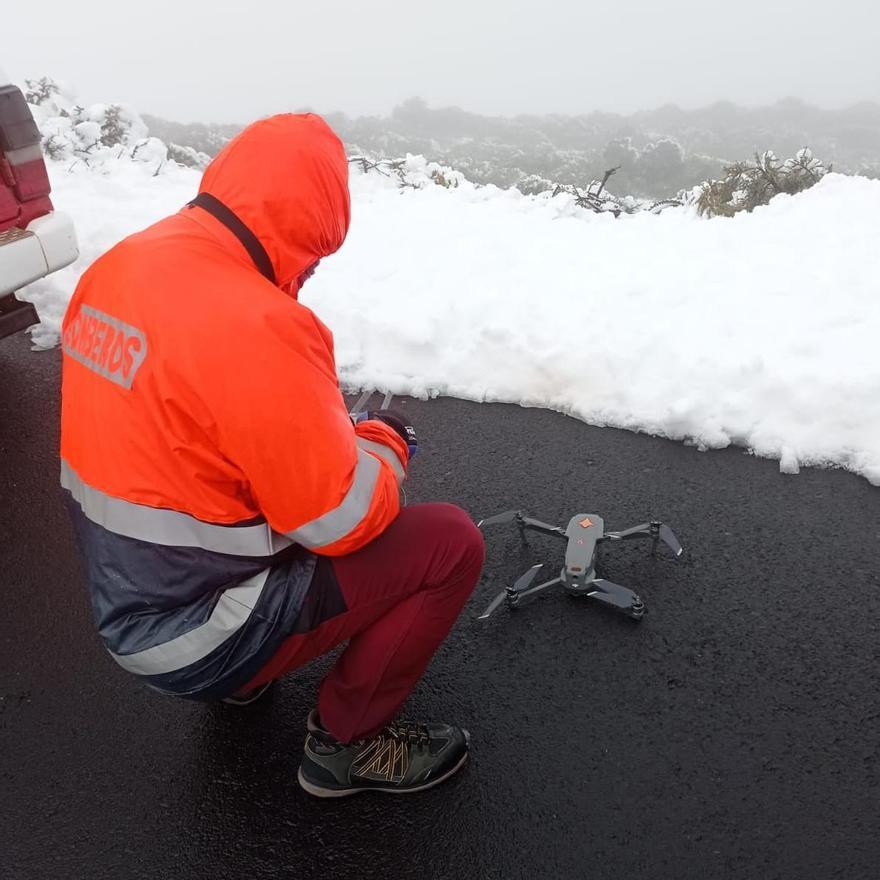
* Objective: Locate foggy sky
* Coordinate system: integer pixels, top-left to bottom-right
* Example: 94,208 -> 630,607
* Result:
7,0 -> 880,122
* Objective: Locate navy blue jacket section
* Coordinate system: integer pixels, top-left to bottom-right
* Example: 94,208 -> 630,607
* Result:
66,497 -> 316,699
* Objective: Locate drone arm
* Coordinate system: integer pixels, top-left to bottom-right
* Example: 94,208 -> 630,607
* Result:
519,516 -> 567,539
477,563 -> 563,619
477,575 -> 563,620
514,575 -> 563,603
604,522 -> 653,541
476,510 -> 565,539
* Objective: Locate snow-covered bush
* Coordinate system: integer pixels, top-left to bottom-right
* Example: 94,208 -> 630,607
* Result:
21,77 -> 832,226
23,76 -> 60,106
350,153 -> 682,215
166,143 -> 212,170
348,155 -> 467,191
695,149 -> 829,217
23,77 -> 174,175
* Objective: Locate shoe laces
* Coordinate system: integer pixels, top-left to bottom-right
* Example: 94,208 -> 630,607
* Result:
385,720 -> 431,749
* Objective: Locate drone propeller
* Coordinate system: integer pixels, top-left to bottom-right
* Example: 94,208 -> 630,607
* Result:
657,524 -> 683,557
350,389 -> 374,415
588,579 -> 646,620
477,590 -> 510,621
477,563 -> 544,620
477,510 -> 522,528
349,389 -> 395,417
605,521 -> 683,557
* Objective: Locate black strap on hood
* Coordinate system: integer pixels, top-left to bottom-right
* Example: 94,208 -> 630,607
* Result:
187,192 -> 276,284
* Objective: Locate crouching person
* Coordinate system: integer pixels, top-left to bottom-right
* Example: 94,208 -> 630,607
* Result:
59,113 -> 484,797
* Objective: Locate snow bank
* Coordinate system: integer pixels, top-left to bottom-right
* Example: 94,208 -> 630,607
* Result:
318,166 -> 880,484
18,145 -> 880,485
19,159 -> 198,347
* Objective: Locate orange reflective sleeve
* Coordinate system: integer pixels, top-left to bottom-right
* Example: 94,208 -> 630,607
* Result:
208,305 -> 403,556
353,418 -> 409,482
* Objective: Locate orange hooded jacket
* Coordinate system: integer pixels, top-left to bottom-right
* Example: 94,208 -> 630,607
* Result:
59,115 -> 408,697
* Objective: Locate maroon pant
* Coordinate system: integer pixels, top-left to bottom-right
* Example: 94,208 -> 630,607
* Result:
241,503 -> 485,743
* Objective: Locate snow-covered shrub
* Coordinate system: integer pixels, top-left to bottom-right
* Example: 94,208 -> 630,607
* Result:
348,154 -> 467,191
350,152 -> 682,216
98,104 -> 129,147
23,77 -> 170,175
167,143 -> 211,170
695,149 -> 829,217
550,180 -> 631,215
429,168 -> 459,188
23,76 -> 60,106
518,172 -> 556,196
130,137 -> 169,171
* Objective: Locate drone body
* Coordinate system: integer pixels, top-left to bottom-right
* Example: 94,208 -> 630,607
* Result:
561,513 -> 605,591
477,510 -> 683,621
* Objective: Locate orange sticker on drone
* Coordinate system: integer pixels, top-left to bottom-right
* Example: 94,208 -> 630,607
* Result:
579,517 -> 594,529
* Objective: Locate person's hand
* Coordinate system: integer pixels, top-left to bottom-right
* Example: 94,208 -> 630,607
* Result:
353,409 -> 418,460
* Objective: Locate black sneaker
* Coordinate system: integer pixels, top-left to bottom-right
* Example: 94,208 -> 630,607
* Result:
298,709 -> 470,797
220,680 -> 276,707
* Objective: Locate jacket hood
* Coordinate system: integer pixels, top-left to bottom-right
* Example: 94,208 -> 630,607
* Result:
196,113 -> 351,291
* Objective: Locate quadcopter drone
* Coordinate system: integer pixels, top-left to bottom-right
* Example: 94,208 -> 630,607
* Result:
477,510 -> 683,621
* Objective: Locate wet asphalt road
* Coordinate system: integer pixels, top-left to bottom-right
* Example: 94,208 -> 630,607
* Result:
2,330 -> 879,880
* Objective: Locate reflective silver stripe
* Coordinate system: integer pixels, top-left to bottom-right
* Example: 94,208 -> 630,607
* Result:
287,448 -> 381,549
62,304 -> 148,390
60,459 -> 292,556
357,437 -> 406,484
108,568 -> 270,675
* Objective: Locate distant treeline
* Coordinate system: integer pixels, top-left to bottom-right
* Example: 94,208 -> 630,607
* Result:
143,96 -> 880,199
